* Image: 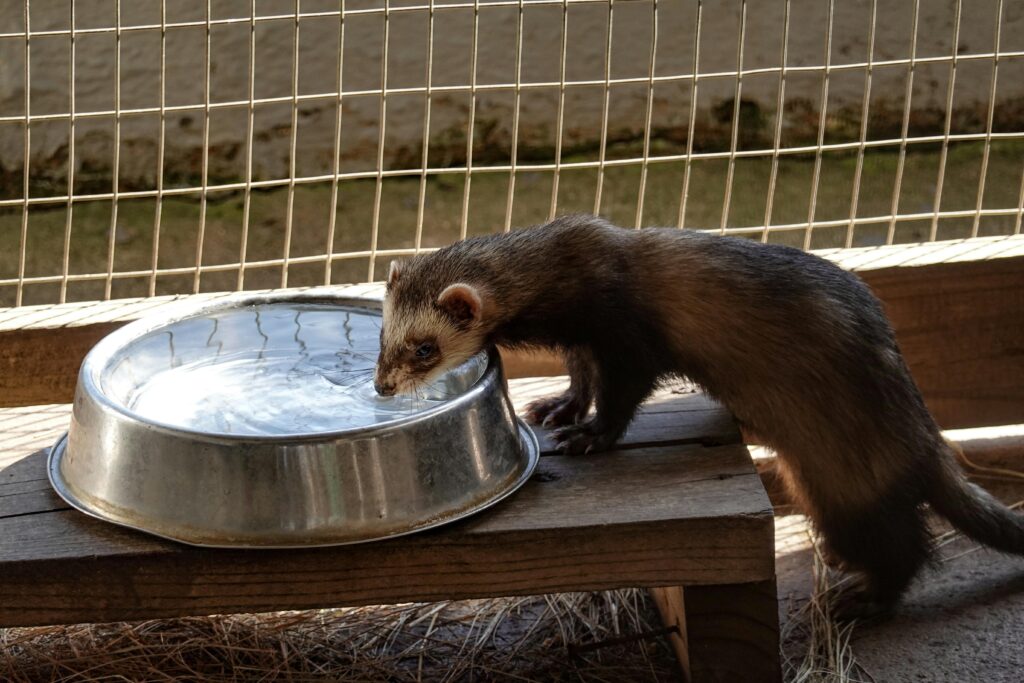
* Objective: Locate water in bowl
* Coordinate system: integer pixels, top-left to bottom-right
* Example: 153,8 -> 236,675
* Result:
104,303 -> 486,436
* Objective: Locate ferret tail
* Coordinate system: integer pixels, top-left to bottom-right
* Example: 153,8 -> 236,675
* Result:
927,439 -> 1024,555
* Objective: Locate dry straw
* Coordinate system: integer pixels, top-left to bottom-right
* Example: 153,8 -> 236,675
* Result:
1,590 -> 677,682
781,451 -> 1024,683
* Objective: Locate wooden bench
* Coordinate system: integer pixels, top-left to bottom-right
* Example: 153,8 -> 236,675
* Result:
0,377 -> 780,682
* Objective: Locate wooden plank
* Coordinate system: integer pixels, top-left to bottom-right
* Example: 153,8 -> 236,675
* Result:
649,585 -> 692,681
858,255 -> 1024,429
0,442 -> 773,628
683,580 -> 782,683
0,323 -> 124,409
5,274 -> 1006,424
818,234 -> 1023,271
0,441 -> 768,538
651,580 -> 783,683
4,397 -> 1019,524
509,376 -> 741,451
6,237 -> 1019,424
0,284 -> 383,333
815,236 -> 1024,428
4,406 -> 1021,527
0,404 -> 71,467
0,448 -> 60,518
500,348 -> 566,379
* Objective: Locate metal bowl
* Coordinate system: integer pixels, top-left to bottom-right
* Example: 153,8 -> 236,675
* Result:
48,289 -> 538,548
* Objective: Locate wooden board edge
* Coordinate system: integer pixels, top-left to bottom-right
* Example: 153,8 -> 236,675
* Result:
2,251 -> 1022,426
649,585 -> 692,682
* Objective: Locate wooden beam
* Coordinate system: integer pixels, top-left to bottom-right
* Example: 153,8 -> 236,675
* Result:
649,585 -> 692,681
2,237 -> 1023,428
0,439 -> 774,628
651,581 -> 782,683
0,323 -> 123,408
858,255 -> 1024,429
682,580 -> 782,683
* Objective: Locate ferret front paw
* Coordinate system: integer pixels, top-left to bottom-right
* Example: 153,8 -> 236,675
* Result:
524,393 -> 589,428
551,422 -> 617,455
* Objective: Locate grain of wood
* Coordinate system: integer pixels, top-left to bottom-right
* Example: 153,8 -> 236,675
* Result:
0,323 -> 123,408
862,256 -> 1024,428
3,239 -> 1023,423
0,404 -> 70,466
818,234 -> 1024,271
510,376 -> 741,451
683,580 -> 782,683
651,579 -> 783,683
0,443 -> 773,628
0,441 -> 767,533
649,585 -> 692,680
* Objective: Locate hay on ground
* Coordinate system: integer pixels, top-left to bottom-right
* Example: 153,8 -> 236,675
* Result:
1,590 -> 677,682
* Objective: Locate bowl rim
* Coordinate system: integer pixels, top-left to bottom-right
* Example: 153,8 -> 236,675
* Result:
78,288 -> 499,445
48,421 -> 541,548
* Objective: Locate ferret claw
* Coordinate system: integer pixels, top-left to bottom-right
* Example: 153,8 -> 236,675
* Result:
551,423 -> 614,455
525,393 -> 587,428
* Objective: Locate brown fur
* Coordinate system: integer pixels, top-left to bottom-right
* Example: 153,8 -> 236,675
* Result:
375,214 -> 1024,614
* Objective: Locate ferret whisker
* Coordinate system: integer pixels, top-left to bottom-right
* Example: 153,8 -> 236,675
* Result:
331,366 -> 374,374
423,379 -> 446,395
326,371 -> 375,381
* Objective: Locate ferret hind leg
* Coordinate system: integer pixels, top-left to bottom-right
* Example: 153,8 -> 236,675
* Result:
814,489 -> 932,620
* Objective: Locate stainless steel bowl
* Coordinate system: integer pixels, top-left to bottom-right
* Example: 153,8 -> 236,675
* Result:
48,289 -> 538,548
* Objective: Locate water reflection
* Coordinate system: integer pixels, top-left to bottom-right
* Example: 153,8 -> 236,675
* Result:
100,303 -> 485,437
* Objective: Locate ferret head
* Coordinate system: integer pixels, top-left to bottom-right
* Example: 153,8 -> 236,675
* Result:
374,259 -> 492,396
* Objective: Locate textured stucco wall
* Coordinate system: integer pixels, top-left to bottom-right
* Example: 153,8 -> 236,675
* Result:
1,0 -> 1022,191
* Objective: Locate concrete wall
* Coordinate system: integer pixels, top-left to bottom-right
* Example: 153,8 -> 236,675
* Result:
1,0 -> 1022,192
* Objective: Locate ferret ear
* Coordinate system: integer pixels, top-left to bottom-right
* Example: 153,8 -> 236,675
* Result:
386,260 -> 403,289
437,283 -> 484,326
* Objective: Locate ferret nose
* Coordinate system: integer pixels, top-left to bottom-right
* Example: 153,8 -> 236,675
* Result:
374,380 -> 394,396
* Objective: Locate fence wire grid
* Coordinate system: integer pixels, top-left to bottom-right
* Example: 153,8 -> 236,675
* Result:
1,0 -> 1023,307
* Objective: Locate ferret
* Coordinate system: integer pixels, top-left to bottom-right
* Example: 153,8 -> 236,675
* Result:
374,213 -> 1024,615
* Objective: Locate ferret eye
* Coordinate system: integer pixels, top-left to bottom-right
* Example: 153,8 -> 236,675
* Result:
415,342 -> 435,359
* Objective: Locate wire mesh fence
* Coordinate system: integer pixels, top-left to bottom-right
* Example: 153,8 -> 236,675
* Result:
1,0 -> 1022,307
